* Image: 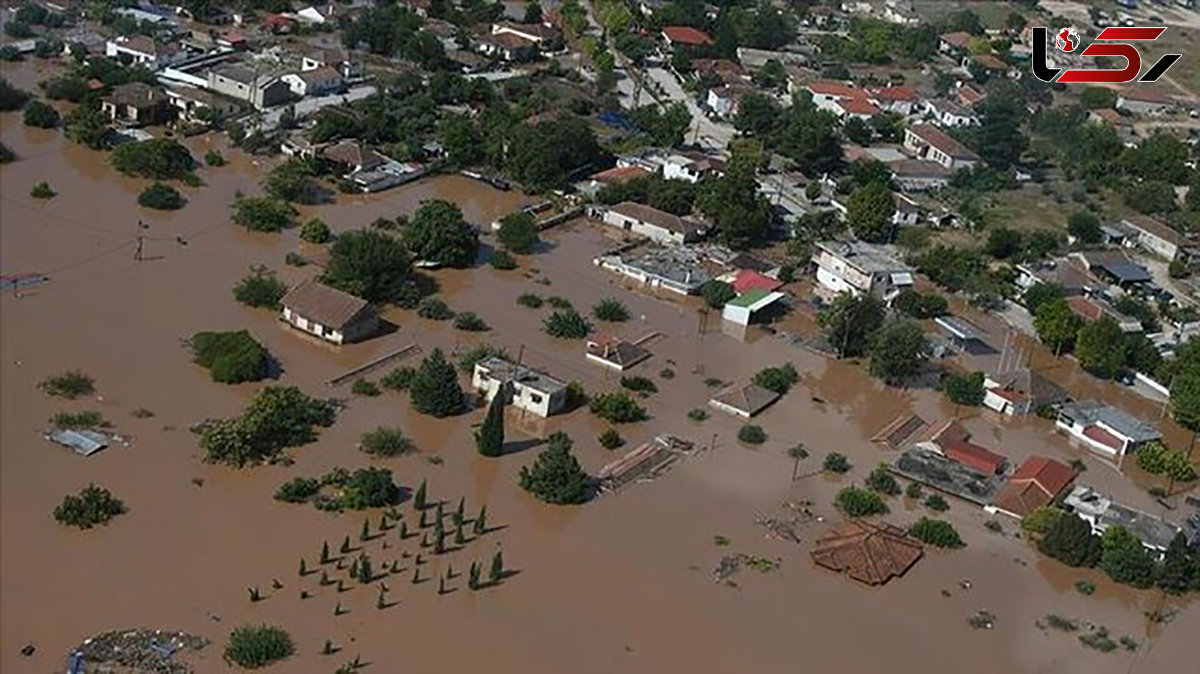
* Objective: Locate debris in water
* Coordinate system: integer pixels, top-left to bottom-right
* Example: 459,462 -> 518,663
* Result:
20,643 -> 34,657
967,611 -> 996,630
71,629 -> 208,673
958,579 -> 972,590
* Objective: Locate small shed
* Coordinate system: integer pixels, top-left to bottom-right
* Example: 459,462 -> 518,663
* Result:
721,289 -> 785,326
46,429 -> 109,456
280,280 -> 378,344
708,381 -> 780,418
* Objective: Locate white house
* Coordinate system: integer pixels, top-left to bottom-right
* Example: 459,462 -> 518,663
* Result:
924,98 -> 978,127
491,22 -> 562,51
602,202 -> 704,245
1055,400 -> 1161,457
893,192 -> 920,227
1121,215 -> 1198,264
281,66 -> 344,97
869,86 -> 921,115
1064,486 -> 1193,555
472,356 -> 567,418
903,123 -> 980,171
706,84 -> 753,118
806,80 -> 870,118
813,241 -> 913,300
1116,89 -> 1174,117
662,152 -> 724,183
280,280 -> 378,344
105,35 -> 184,70
296,4 -> 337,24
301,45 -> 362,79
206,64 -> 291,109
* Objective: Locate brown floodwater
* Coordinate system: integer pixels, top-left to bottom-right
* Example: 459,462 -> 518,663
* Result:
2,60 -> 1197,674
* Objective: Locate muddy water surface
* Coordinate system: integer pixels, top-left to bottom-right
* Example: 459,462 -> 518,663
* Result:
2,61 -> 1198,673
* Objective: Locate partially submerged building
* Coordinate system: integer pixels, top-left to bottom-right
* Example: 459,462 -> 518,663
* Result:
810,520 -> 924,586
708,381 -> 780,418
1055,400 -> 1160,457
892,447 -> 1005,506
988,456 -> 1076,520
585,335 -> 651,371
100,82 -> 170,126
595,246 -> 713,295
1063,485 -> 1195,554
813,241 -> 913,301
919,420 -> 1007,476
471,356 -> 568,418
601,202 -> 705,245
280,280 -> 378,344
983,368 -> 1068,416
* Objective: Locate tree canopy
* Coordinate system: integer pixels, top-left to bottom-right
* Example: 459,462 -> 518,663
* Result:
819,293 -> 886,358
321,229 -> 412,303
868,318 -> 930,385
518,431 -> 590,504
404,199 -> 479,268
408,348 -> 465,418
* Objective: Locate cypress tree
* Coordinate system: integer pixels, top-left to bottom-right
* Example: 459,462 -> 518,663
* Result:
435,501 -> 444,522
468,562 -> 480,590
376,588 -> 387,610
414,479 -> 427,510
411,566 -> 421,584
340,535 -> 352,554
475,391 -> 505,457
421,531 -> 430,548
334,601 -> 343,616
474,505 -> 488,535
378,513 -> 389,531
360,519 -> 371,541
420,508 -> 429,528
409,348 -> 466,417
322,640 -> 334,655
453,497 -> 465,525
320,569 -> 331,586
1038,513 -> 1101,568
299,558 -> 308,576
490,550 -> 504,583
301,590 -> 311,599
399,521 -> 408,539
455,521 -> 466,545
248,586 -> 261,602
1157,532 -> 1194,594
438,576 -> 446,594
320,541 -> 331,563
350,557 -> 360,579
359,554 -> 373,584
518,431 -> 590,504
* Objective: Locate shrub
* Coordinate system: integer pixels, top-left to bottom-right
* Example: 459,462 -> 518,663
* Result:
299,218 -> 332,243
544,309 -> 592,339
351,379 -> 380,397
232,267 -> 288,309
894,289 -> 948,319
546,296 -> 573,309
866,464 -> 900,496
738,424 -> 767,444
905,481 -> 923,499
517,293 -> 543,308
620,375 -> 658,395
1136,441 -> 1197,482
39,370 -> 94,399
232,196 -> 296,232
908,518 -> 965,548
138,182 -> 186,210
598,428 -> 624,449
924,494 -> 950,512
380,366 -> 417,391
284,252 -> 307,267
835,486 -> 889,517
589,391 -> 647,423
519,431 -> 590,504
593,298 -> 630,322
659,367 -> 675,379
453,311 -> 489,331
205,150 -> 226,166
417,297 -> 455,320
224,625 -> 295,669
942,370 -> 985,406
338,467 -> 402,509
0,77 -> 30,110
54,484 -> 126,528
51,411 -> 108,429
823,452 -> 851,474
497,210 -> 539,253
30,181 -> 55,199
1021,506 -> 1063,535
23,99 -> 59,128
688,407 -> 709,421
360,426 -> 414,457
189,330 -> 271,383
274,477 -> 320,503
701,280 -> 736,308
752,363 -> 799,395
0,141 -> 14,163
489,250 -> 517,269
1075,580 -> 1096,595
200,387 -> 335,466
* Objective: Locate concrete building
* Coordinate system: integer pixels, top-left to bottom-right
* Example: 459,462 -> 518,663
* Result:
708,381 -> 781,418
301,45 -> 362,79
281,66 -> 345,97
1116,89 -> 1174,116
602,202 -> 704,245
165,85 -> 241,122
903,124 -> 980,171
207,64 -> 291,109
923,98 -> 978,127
661,26 -> 714,47
472,356 -> 567,418
813,240 -> 913,300
869,86 -> 921,115
662,152 -> 724,183
889,158 -> 952,192
475,31 -> 538,62
585,335 -> 651,371
105,35 -> 184,70
1063,485 -> 1192,555
806,80 -> 871,119
491,22 -> 562,51
595,246 -> 712,295
280,280 -> 378,344
100,82 -> 170,126
1055,400 -> 1161,457
1121,215 -> 1199,264
983,368 -> 1068,416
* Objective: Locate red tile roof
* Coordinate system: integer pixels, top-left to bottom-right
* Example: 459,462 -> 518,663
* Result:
907,123 -> 980,161
871,86 -> 919,102
1066,296 -> 1103,321
589,166 -> 652,184
1010,457 -> 1075,498
662,26 -> 714,46
941,439 -> 1006,475
731,269 -> 783,293
807,80 -> 862,98
1083,424 -> 1122,451
837,97 -> 879,116
811,521 -> 924,586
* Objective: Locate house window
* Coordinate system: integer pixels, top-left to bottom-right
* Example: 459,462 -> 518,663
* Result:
530,393 -> 543,404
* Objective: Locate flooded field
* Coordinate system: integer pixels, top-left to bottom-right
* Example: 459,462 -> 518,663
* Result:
3,72 -> 1198,673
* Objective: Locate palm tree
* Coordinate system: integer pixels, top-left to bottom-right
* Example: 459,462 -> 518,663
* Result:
787,444 -> 809,481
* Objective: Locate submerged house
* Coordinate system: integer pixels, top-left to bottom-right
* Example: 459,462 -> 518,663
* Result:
471,356 -> 567,418
1063,485 -> 1194,555
279,280 -> 378,344
601,202 -> 705,245
988,456 -> 1076,520
810,520 -> 924,586
585,335 -> 651,371
813,241 -> 913,301
708,381 -> 780,418
101,82 -> 170,126
1054,400 -> 1160,457
983,368 -> 1068,416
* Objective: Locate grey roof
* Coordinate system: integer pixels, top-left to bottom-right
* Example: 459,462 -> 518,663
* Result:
214,64 -> 259,84
1101,262 -> 1152,284
609,202 -> 703,237
1064,486 -> 1182,551
709,382 -> 781,417
935,315 -> 982,341
476,356 -> 566,395
46,429 -> 108,456
281,280 -> 371,328
606,246 -> 713,289
1057,400 -> 1160,443
892,448 -> 1004,506
816,241 -> 910,275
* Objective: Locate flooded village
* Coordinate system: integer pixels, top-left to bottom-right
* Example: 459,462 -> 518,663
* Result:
3,1 -> 1200,673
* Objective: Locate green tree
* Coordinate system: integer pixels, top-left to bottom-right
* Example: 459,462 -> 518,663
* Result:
846,182 -> 896,243
942,370 -> 985,406
823,452 -> 851,473
497,210 -> 539,254
1038,512 -> 1100,568
111,139 -> 194,180
834,486 -> 889,517
695,142 -> 773,248
404,200 -> 479,268
968,89 -> 1027,170
359,427 -> 414,457
985,227 -> 1023,259
300,218 -> 333,244
518,431 -> 590,504
22,99 -> 59,128
866,464 -> 900,495
263,158 -> 321,204
1023,282 -> 1065,315
868,319 -> 930,385
321,229 -> 412,302
0,77 -> 30,110
819,293 -> 886,358
752,363 -> 799,395
189,330 -> 271,384
1034,298 -> 1083,355
53,483 -> 126,528
224,625 -> 295,669
232,267 -> 288,309
893,290 -> 948,319
63,101 -> 111,149
1158,532 -> 1197,595
231,197 -> 296,232
1169,369 -> 1200,451
199,386 -> 336,467
409,348 -> 465,418
700,280 -> 736,308
138,182 -> 186,210
1099,526 -> 1157,588
475,390 -> 505,457
1020,506 -> 1062,535
589,391 -> 647,423
1075,317 -> 1127,379
1068,210 -> 1102,244
909,518 -> 965,548
592,298 -> 630,322
543,309 -> 592,339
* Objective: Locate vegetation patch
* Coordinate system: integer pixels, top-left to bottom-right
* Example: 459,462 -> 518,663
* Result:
453,311 -> 489,331
232,266 -> 288,309
137,182 -> 186,210
543,308 -> 591,339
908,518 -> 964,548
738,424 -> 767,444
519,431 -> 590,504
54,483 -> 125,528
835,486 -> 889,517
592,298 -> 630,322
274,466 -> 402,511
225,625 -> 294,669
199,386 -> 336,467
39,370 -> 94,399
189,330 -> 271,384
589,391 -> 648,423
51,410 -> 109,430
359,426 -> 414,457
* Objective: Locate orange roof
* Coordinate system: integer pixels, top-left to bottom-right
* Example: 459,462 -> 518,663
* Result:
811,521 -> 923,586
838,98 -> 879,116
942,439 -> 1005,475
731,269 -> 783,293
589,166 -> 651,184
1083,424 -> 1123,451
1065,296 -> 1103,321
871,86 -> 919,102
807,80 -> 862,98
662,26 -> 713,46
1010,457 -> 1075,497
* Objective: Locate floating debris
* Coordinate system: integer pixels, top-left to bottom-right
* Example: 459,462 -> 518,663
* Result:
712,553 -> 780,583
71,629 -> 208,674
755,517 -> 803,544
967,610 -> 996,630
